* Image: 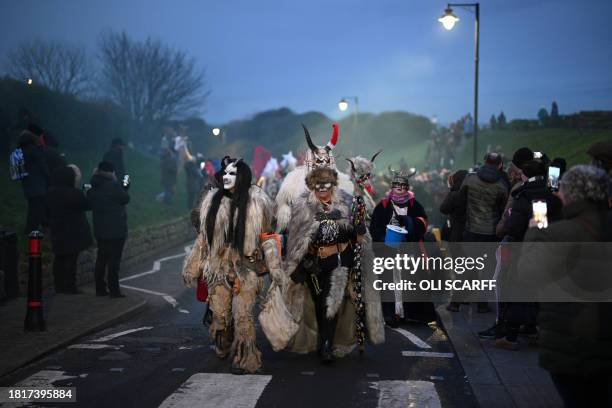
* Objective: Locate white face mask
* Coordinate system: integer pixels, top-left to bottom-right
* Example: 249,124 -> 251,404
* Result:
223,162 -> 238,190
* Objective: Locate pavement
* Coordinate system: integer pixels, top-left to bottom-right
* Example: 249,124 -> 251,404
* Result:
0,285 -> 147,380
438,304 -> 564,408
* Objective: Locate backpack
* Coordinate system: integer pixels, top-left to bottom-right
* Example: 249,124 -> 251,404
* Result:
9,148 -> 28,181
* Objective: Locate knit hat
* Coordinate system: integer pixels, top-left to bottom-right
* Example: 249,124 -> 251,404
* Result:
512,147 -> 534,170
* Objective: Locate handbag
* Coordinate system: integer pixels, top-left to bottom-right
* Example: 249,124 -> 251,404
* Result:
196,276 -> 209,302
258,282 -> 299,351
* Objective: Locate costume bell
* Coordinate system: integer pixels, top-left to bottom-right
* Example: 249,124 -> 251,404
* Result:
284,167 -> 385,363
182,157 -> 285,374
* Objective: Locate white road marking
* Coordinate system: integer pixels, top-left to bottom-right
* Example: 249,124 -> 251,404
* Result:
15,370 -> 78,387
91,326 -> 153,343
120,284 -> 190,314
373,380 -> 441,408
159,373 -> 272,408
401,351 -> 455,358
392,328 -> 432,349
68,344 -> 124,350
109,368 -> 124,372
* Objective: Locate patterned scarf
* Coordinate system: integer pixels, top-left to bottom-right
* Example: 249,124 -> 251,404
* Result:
387,189 -> 413,205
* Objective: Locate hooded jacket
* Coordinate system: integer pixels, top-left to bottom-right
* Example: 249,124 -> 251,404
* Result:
87,169 -> 130,239
18,131 -> 49,199
459,164 -> 509,236
439,170 -> 468,242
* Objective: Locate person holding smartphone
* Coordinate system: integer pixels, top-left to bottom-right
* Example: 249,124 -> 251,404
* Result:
87,161 -> 130,298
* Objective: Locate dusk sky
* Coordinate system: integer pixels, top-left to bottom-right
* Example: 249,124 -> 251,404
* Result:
1,0 -> 611,125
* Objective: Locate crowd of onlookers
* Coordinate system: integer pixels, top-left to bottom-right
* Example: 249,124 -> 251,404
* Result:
438,140 -> 612,406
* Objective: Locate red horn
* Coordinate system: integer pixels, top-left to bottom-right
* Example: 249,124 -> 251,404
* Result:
326,122 -> 339,150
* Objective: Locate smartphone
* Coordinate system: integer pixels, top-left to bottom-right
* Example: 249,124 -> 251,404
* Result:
532,200 -> 548,229
534,151 -> 543,159
82,183 -> 92,192
548,165 -> 560,191
122,175 -> 130,187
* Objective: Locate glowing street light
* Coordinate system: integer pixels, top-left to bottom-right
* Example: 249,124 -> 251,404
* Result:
212,127 -> 221,137
439,3 -> 480,165
438,7 -> 460,30
338,99 -> 349,112
338,96 -> 359,139
26,78 -> 33,85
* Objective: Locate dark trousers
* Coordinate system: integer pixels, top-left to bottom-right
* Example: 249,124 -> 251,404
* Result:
25,196 -> 46,235
550,373 -> 611,408
95,238 -> 126,295
463,230 -> 497,310
52,252 -> 79,293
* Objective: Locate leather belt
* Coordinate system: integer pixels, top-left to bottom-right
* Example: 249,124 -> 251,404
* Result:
309,242 -> 349,259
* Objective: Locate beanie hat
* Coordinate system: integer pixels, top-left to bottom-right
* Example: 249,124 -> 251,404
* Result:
512,147 -> 533,170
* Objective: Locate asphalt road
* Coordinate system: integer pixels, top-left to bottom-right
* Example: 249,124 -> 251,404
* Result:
2,244 -> 478,408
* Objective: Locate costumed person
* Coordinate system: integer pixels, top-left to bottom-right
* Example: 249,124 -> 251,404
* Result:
275,123 -> 353,232
284,167 -> 385,364
369,168 -> 435,326
182,157 -> 286,374
345,150 -> 383,217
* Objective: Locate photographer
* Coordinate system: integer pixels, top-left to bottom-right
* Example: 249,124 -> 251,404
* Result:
87,161 -> 130,298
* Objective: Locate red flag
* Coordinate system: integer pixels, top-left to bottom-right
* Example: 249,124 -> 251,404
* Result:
251,145 -> 272,179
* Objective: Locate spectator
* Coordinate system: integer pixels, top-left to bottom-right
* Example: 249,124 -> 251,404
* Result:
159,147 -> 178,205
102,138 -> 126,181
27,124 -> 67,173
87,161 -> 130,298
439,169 -> 468,312
518,165 -> 612,407
496,147 -> 533,238
459,152 -> 509,313
180,144 -> 203,210
45,165 -> 93,294
586,139 -> 612,241
17,130 -> 49,234
495,158 -> 564,350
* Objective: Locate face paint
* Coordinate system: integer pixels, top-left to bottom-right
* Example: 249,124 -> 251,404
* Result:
223,162 -> 238,190
314,182 -> 333,192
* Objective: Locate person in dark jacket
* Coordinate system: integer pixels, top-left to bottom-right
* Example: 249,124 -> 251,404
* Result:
102,138 -> 126,181
494,158 -> 564,350
518,165 -> 612,407
459,152 -> 509,313
439,169 -> 468,311
46,165 -> 93,294
159,147 -> 178,205
180,144 -> 203,210
28,124 -> 67,173
87,161 -> 130,298
18,130 -> 49,234
370,170 -> 433,325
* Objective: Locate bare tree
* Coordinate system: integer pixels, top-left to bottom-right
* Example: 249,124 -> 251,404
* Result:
98,31 -> 208,129
5,39 -> 90,96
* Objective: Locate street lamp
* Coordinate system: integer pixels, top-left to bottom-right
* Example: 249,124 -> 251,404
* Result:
26,78 -> 33,85
338,96 -> 359,139
212,127 -> 225,143
439,3 -> 480,165
212,127 -> 221,137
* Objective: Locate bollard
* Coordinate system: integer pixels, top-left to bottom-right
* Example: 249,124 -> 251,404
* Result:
24,230 -> 45,332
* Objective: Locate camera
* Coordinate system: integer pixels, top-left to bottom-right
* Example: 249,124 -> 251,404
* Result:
122,174 -> 130,188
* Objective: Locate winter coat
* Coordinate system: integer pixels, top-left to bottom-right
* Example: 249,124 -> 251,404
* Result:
370,194 -> 428,244
45,166 -> 93,255
18,132 -> 49,199
504,177 -> 563,242
459,164 -> 509,236
496,181 -> 522,238
518,201 -> 612,376
160,149 -> 178,189
87,170 -> 130,239
184,159 -> 203,194
103,146 -> 125,180
439,171 -> 468,242
44,146 -> 67,173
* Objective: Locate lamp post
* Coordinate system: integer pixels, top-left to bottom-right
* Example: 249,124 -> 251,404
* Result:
439,3 -> 479,165
338,96 -> 359,140
212,127 -> 225,143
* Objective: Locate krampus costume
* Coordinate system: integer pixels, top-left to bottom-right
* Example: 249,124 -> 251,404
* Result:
182,158 -> 284,374
284,167 -> 385,362
275,123 -> 353,232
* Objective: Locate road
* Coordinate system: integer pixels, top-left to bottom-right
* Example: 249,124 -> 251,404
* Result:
1,244 -> 478,408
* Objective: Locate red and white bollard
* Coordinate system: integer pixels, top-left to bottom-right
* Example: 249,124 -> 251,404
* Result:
24,230 -> 45,332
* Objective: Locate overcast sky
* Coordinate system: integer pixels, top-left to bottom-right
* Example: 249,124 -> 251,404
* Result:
1,0 -> 611,125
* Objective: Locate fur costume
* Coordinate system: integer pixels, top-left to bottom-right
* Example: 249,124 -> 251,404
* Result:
275,123 -> 353,232
182,181 -> 283,374
283,188 -> 385,356
346,150 -> 383,216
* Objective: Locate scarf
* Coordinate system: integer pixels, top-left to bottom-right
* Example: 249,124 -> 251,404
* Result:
387,189 -> 413,205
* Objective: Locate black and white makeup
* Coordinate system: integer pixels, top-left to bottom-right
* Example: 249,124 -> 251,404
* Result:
314,182 -> 333,193
223,162 -> 238,190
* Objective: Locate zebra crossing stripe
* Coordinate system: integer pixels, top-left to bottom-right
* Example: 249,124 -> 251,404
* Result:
392,328 -> 432,349
401,351 -> 454,358
158,373 -> 272,408
374,380 -> 441,408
